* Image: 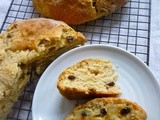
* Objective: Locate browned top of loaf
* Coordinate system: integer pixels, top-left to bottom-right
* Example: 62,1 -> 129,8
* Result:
33,0 -> 128,24
0,18 -> 86,51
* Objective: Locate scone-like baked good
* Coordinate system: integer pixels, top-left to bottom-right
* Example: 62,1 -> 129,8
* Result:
57,59 -> 120,99
0,18 -> 86,119
65,98 -> 147,120
33,0 -> 128,24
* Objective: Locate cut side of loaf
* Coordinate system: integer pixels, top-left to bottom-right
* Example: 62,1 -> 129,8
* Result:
0,18 -> 87,119
57,59 -> 120,99
65,98 -> 147,120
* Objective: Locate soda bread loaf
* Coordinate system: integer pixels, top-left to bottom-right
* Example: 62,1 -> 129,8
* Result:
0,18 -> 86,119
33,0 -> 128,24
65,98 -> 147,120
57,59 -> 120,99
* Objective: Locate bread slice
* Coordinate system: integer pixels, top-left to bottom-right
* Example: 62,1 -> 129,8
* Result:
0,18 -> 86,119
57,59 -> 120,99
65,98 -> 147,120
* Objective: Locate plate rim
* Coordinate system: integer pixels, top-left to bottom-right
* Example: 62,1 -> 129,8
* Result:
32,44 -> 160,119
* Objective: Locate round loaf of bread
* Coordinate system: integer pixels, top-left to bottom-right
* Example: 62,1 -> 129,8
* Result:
33,0 -> 128,24
65,98 -> 147,120
0,18 -> 86,119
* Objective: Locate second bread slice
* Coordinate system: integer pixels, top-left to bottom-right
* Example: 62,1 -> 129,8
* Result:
57,59 -> 120,99
65,98 -> 147,120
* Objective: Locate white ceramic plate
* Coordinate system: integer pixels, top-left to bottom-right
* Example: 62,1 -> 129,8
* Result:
32,44 -> 160,120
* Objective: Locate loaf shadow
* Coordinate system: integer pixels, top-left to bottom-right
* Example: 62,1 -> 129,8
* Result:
59,97 -> 89,114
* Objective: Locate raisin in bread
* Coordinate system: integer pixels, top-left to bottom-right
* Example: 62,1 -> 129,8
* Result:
65,98 -> 147,120
0,18 -> 86,119
57,59 -> 120,99
33,0 -> 128,24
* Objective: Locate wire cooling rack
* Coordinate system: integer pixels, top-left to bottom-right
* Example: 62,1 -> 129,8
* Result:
0,0 -> 151,119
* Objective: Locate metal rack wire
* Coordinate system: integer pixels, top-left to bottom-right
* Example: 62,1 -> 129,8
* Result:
0,0 -> 151,119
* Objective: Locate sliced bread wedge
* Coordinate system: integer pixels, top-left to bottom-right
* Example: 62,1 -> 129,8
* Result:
57,59 -> 120,99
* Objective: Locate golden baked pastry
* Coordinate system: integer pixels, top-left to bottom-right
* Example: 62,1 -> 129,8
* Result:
65,98 -> 147,120
57,59 -> 120,99
0,18 -> 86,119
33,0 -> 128,24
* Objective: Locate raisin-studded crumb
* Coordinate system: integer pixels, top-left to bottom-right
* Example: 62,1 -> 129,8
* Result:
66,36 -> 74,43
107,82 -> 115,86
120,106 -> 131,116
100,108 -> 107,116
81,111 -> 88,117
68,75 -> 76,80
7,34 -> 12,38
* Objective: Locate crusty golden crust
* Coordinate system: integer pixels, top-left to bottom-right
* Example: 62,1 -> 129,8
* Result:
58,86 -> 119,99
0,18 -> 86,119
65,98 -> 147,120
57,59 -> 120,100
33,0 -> 128,24
3,18 -> 86,51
